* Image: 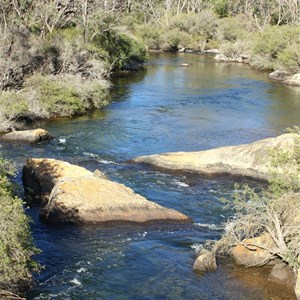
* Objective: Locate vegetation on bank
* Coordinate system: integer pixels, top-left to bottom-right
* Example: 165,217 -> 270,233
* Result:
0,2 -> 147,132
0,1 -> 300,132
126,6 -> 300,74
212,128 -> 300,274
0,156 -> 39,293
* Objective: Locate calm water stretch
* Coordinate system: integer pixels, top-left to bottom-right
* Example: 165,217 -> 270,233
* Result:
2,53 -> 300,299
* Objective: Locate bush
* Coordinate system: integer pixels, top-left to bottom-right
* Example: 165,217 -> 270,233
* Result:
250,25 -> 300,71
91,30 -> 148,71
167,11 -> 218,51
24,74 -> 110,118
134,24 -> 162,50
0,156 -> 39,292
217,17 -> 247,42
0,74 -> 109,131
220,40 -> 251,60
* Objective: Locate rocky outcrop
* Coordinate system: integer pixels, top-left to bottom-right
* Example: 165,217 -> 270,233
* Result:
193,249 -> 217,272
232,233 -> 277,267
268,70 -> 289,81
284,73 -> 300,86
1,129 -> 53,144
132,134 -> 297,180
23,158 -> 190,225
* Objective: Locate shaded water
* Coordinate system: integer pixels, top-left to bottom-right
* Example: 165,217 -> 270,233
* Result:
2,53 -> 300,299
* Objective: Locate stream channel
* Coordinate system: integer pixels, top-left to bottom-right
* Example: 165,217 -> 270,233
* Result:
2,53 -> 300,299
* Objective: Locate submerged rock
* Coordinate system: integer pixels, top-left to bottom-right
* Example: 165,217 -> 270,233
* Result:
132,133 -> 297,180
1,128 -> 53,144
193,249 -> 217,272
268,263 -> 295,285
232,233 -> 277,267
23,158 -> 191,225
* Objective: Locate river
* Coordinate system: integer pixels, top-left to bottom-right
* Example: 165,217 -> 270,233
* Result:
2,53 -> 300,299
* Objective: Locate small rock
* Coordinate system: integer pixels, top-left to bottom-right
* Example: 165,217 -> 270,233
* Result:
232,233 -> 277,267
193,249 -> 217,272
268,70 -> 289,81
1,128 -> 53,144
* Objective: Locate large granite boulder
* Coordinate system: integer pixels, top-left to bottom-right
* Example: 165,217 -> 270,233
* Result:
132,134 -> 297,180
232,233 -> 277,267
1,129 -> 52,144
23,158 -> 190,225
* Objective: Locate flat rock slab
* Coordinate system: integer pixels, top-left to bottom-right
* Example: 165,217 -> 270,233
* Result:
132,134 -> 297,180
1,129 -> 53,144
23,158 -> 190,225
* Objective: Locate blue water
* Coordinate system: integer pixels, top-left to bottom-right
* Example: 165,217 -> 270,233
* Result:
1,53 -> 300,299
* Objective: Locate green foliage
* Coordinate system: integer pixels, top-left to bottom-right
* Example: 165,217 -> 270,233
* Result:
0,157 -> 39,291
167,12 -> 218,51
250,25 -> 300,71
134,24 -> 162,50
217,17 -> 248,42
25,74 -> 109,118
91,31 -> 147,70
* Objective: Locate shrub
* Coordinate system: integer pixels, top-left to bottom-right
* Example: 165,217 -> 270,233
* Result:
134,24 -> 162,50
161,28 -> 191,51
217,16 -> 249,42
0,73 -> 110,131
90,30 -> 148,71
24,74 -> 109,118
250,25 -> 300,71
167,11 -> 218,51
220,40 -> 251,60
0,156 -> 39,292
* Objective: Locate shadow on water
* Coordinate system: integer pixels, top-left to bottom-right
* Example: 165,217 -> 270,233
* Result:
1,52 -> 299,299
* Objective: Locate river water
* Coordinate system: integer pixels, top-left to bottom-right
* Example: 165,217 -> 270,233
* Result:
2,53 -> 300,299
